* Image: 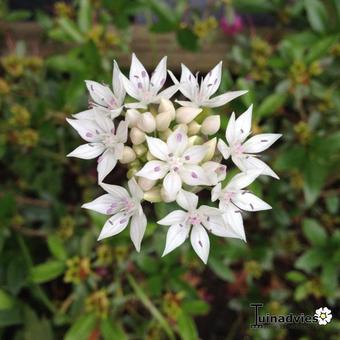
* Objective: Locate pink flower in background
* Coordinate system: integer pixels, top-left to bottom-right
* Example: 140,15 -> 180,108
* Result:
220,15 -> 244,36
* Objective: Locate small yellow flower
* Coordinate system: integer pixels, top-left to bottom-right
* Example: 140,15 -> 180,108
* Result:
57,216 -> 75,240
309,61 -> 322,76
244,260 -> 263,279
13,128 -> 39,148
85,289 -> 110,318
24,56 -> 43,71
294,121 -> 311,145
9,104 -> 30,127
96,244 -> 113,266
54,1 -> 74,18
64,256 -> 91,284
1,55 -> 24,78
0,78 -> 10,94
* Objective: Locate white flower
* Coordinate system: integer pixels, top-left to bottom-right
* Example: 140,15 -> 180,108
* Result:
202,161 -> 227,185
82,178 -> 147,251
121,53 -> 178,109
217,105 -> 282,178
314,307 -> 332,325
173,61 -> 247,108
158,190 -> 234,263
136,127 -> 209,201
67,109 -> 128,182
81,61 -> 125,119
211,170 -> 271,241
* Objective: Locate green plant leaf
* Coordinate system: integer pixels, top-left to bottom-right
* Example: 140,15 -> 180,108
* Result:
0,289 -> 14,310
306,35 -> 339,63
177,310 -> 199,340
208,257 -> 234,282
47,235 -> 67,260
256,93 -> 287,119
30,261 -> 65,284
295,249 -> 323,272
64,314 -> 97,340
57,17 -> 85,43
285,271 -> 306,283
321,262 -> 338,293
304,0 -> 328,33
78,0 -> 92,33
182,300 -> 210,316
302,218 -> 327,246
100,319 -> 127,340
176,28 -> 199,52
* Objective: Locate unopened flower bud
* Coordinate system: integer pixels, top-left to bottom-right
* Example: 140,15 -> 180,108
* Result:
188,135 -> 204,146
138,177 -> 156,191
159,98 -> 175,119
202,137 -> 216,162
176,107 -> 202,124
156,111 -> 173,131
130,127 -> 145,145
146,151 -> 156,161
173,124 -> 188,134
144,187 -> 162,202
133,144 -> 147,157
125,109 -> 141,128
137,112 -> 156,133
187,121 -> 201,135
127,168 -> 138,179
159,128 -> 172,141
119,146 -> 136,164
201,115 -> 220,135
160,187 -> 176,202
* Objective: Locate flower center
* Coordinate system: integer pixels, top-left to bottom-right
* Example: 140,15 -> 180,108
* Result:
121,197 -> 136,214
187,211 -> 202,225
222,191 -> 235,204
233,143 -> 244,155
102,133 -> 117,149
168,155 -> 183,172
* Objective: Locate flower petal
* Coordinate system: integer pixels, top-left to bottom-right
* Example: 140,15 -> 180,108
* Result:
182,145 -> 208,164
167,127 -> 188,155
190,224 -> 210,264
202,90 -> 247,108
157,210 -> 187,225
128,177 -> 144,200
211,183 -> 222,202
97,212 -> 130,241
67,143 -> 105,159
225,112 -> 236,145
116,120 -> 128,143
146,136 -> 169,161
154,84 -> 179,102
66,118 -> 102,142
222,206 -> 246,241
130,207 -> 147,252
162,223 -> 190,257
112,60 -> 125,104
237,155 -> 279,179
81,194 -> 120,215
121,73 -> 140,99
150,56 -> 167,94
136,160 -> 169,180
85,80 -> 116,109
242,133 -> 282,153
201,61 -> 222,98
233,192 -> 272,211
129,53 -> 149,91
202,161 -> 227,185
234,105 -> 252,143
94,109 -> 115,133
226,169 -> 261,190
180,164 -> 209,186
179,63 -> 198,100
73,109 -> 96,120
163,172 -> 182,200
97,149 -> 117,182
217,139 -> 231,159
176,189 -> 198,211
100,182 -> 129,199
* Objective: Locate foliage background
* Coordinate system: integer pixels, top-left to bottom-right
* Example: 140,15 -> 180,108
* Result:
0,0 -> 339,339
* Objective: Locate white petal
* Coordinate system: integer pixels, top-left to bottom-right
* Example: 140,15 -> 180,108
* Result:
217,139 -> 231,159
233,192 -> 271,211
154,84 -> 179,102
100,182 -> 129,199
121,73 -> 140,99
67,143 -> 104,159
129,53 -> 149,91
182,145 -> 208,164
234,105 -> 253,143
162,223 -> 190,257
202,90 -> 247,108
97,149 -> 117,182
180,164 -> 209,186
242,133 -> 282,153
197,205 -> 222,216
124,101 -> 147,109
176,189 -> 198,211
112,60 -> 125,104
226,169 -> 261,190
128,177 -> 144,201
136,160 -> 169,180
130,207 -> 147,252
73,109 -> 95,120
211,183 -> 222,202
202,214 -> 232,237
116,120 -> 128,142
163,172 -> 182,200
179,63 -> 198,100
150,56 -> 167,94
97,212 -> 130,241
175,100 -> 199,107
94,109 -> 115,133
85,80 -> 116,109
157,210 -> 187,225
202,161 -> 227,185
225,112 -> 236,145
167,127 -> 188,155
239,155 -> 279,179
145,136 -> 169,161
201,61 -> 222,98
190,224 -> 210,264
66,118 -> 102,142
222,206 -> 246,241
81,194 -> 119,215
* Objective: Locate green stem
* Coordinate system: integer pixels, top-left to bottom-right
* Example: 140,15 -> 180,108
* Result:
126,274 -> 175,340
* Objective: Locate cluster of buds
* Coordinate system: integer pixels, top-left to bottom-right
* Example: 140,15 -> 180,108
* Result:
67,54 -> 281,263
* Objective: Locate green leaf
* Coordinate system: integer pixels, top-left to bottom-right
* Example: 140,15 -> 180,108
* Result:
325,195 -> 339,214
78,0 -> 92,33
0,307 -> 22,327
321,262 -> 338,293
285,271 -> 306,283
6,10 -> 31,21
64,314 -> 97,340
294,283 -> 308,301
182,300 -> 210,316
306,35 -> 339,63
177,310 -> 198,340
0,289 -> 14,310
7,257 -> 28,295
176,28 -> 199,52
47,235 -> 67,260
100,319 -> 127,340
208,257 -> 234,282
30,261 -> 65,284
57,17 -> 85,43
256,93 -> 287,119
148,0 -> 177,27
295,249 -> 323,272
302,218 -> 327,246
304,0 -> 328,33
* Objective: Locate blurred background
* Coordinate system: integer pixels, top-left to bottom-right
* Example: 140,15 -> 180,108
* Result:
0,0 -> 339,339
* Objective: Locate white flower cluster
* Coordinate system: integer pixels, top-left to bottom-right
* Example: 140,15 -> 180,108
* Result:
67,54 -> 281,263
